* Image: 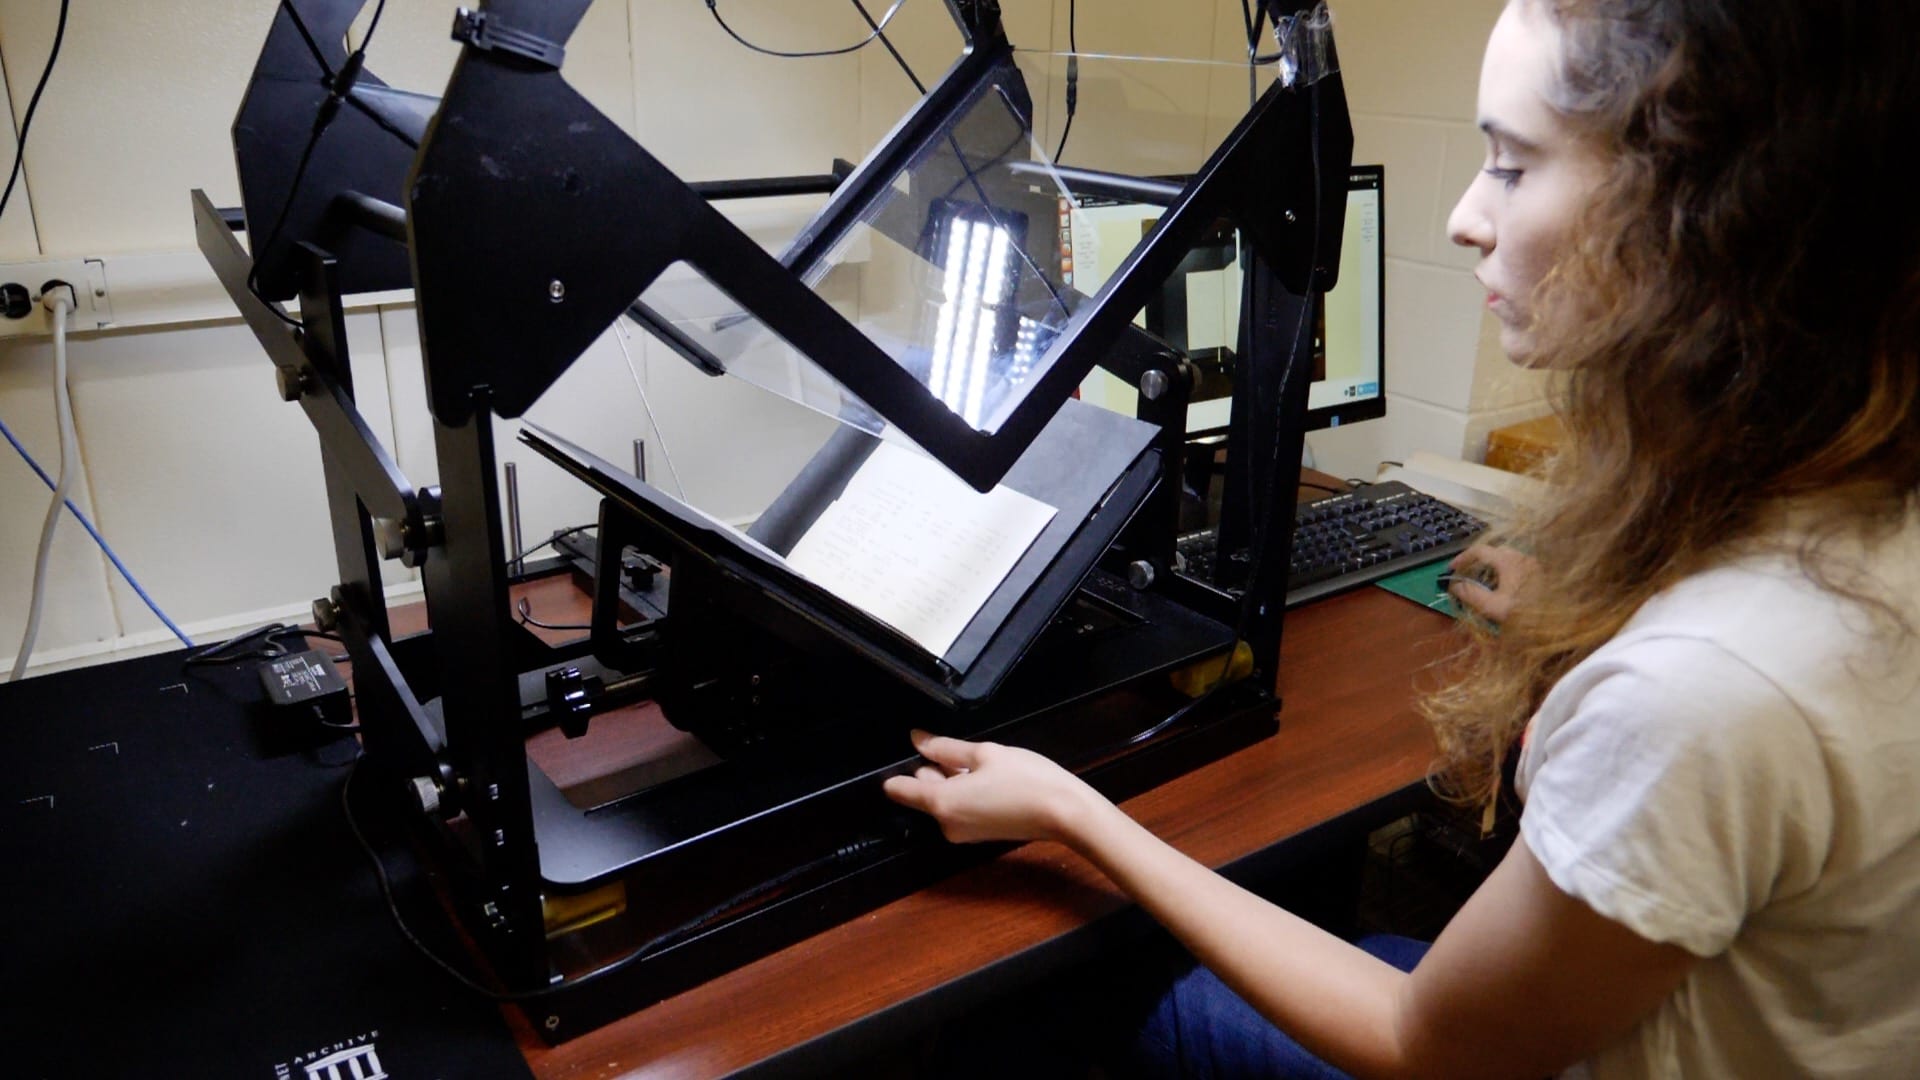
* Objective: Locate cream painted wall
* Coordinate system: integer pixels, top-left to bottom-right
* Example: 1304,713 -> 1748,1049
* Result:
0,0 -> 639,257
0,0 -> 1517,678
1306,0 -> 1549,480
0,0 -> 872,676
0,45 -> 37,255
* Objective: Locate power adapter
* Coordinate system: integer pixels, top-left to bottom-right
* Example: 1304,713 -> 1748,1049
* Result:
257,649 -> 353,734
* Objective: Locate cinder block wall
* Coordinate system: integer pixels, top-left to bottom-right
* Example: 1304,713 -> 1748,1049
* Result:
0,0 -> 1522,674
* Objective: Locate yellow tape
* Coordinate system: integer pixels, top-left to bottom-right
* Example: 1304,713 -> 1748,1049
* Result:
1170,641 -> 1255,697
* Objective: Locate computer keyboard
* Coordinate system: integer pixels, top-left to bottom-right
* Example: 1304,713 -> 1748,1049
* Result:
1176,481 -> 1490,608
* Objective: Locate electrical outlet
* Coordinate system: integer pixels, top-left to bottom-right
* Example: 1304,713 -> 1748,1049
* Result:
0,258 -> 113,338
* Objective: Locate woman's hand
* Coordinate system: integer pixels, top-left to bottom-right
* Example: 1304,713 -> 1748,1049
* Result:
882,729 -> 1107,847
1446,544 -> 1538,623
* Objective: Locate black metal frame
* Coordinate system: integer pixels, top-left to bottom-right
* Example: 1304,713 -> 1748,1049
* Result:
197,0 -> 1351,1044
1117,164 -> 1387,439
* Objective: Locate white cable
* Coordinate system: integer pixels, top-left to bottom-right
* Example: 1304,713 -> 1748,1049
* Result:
11,291 -> 78,682
611,320 -> 687,499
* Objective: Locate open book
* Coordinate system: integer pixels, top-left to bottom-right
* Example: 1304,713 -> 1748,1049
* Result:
520,400 -> 1154,697
784,442 -> 1057,659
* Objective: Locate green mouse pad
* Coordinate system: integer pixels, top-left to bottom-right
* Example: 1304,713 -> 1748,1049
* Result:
1374,557 -> 1462,616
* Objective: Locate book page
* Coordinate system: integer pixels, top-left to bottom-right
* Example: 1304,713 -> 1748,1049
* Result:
786,443 -> 1057,659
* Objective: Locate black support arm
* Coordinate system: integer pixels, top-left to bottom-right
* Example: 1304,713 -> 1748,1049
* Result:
193,188 -> 421,529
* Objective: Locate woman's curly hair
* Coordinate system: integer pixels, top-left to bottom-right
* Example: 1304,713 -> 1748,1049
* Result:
1423,0 -> 1920,814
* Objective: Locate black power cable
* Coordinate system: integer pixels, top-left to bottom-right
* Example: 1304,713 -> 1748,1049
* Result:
1240,0 -> 1262,48
244,0 -> 391,329
1239,0 -> 1267,59
850,0 -> 924,93
244,111 -> 334,329
0,0 -> 71,226
706,0 -> 909,60
1246,0 -> 1311,66
503,523 -> 597,571
281,0 -> 337,79
180,623 -> 347,670
350,0 -> 388,53
1053,0 -> 1078,164
515,596 -> 591,633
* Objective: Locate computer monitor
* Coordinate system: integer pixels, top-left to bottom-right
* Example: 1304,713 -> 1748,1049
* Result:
1072,165 -> 1386,434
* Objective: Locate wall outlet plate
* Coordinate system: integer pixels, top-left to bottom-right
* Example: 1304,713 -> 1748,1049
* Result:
0,258 -> 114,338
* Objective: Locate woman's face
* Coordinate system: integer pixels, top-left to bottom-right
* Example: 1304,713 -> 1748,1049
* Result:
1447,0 -> 1606,365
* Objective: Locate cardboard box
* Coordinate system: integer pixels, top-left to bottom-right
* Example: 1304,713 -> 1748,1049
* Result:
1485,414 -> 1564,476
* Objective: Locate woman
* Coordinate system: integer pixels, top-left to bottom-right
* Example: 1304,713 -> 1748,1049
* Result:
884,0 -> 1920,1076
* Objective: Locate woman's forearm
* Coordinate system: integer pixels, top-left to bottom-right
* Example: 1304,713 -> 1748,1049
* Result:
884,730 -> 1669,1080
1058,794 -> 1421,1079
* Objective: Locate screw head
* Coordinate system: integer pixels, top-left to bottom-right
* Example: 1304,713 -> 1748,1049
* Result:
481,900 -> 507,929
1139,369 -> 1170,401
548,279 -> 566,302
544,1015 -> 561,1032
1284,209 -> 1298,224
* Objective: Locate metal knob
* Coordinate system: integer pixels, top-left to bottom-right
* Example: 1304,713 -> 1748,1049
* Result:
1127,559 -> 1157,590
398,517 -> 437,569
311,595 -> 340,632
274,364 -> 310,402
372,517 -> 406,561
1139,369 -> 1170,401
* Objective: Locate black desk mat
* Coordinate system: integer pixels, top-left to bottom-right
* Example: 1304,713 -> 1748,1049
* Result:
0,650 -> 532,1080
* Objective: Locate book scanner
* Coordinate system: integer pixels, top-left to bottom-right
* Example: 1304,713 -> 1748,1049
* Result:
195,0 -> 1353,1041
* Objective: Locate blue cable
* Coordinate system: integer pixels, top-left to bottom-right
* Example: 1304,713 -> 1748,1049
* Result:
0,413 -> 195,648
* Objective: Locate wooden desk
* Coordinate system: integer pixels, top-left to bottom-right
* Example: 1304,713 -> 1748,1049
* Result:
513,575 -> 1455,1077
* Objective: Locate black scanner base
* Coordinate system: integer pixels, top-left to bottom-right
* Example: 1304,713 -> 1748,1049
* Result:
460,570 -> 1276,1044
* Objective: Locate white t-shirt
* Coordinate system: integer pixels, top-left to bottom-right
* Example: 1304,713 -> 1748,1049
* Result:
1515,506 -> 1920,1079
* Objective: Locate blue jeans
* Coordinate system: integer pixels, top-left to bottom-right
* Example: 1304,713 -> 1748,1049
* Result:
1127,933 -> 1432,1079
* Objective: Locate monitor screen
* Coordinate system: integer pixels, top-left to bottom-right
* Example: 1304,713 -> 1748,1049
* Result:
1072,165 -> 1385,433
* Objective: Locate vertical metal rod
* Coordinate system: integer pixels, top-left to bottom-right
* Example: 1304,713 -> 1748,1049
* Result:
632,439 -> 647,483
504,461 -> 524,569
